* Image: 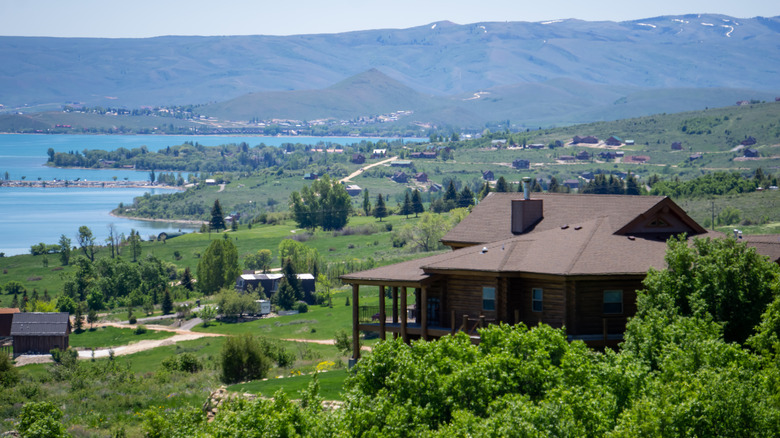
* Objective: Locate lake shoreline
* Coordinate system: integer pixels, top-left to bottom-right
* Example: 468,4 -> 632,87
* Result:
109,211 -> 206,226
0,180 -> 185,190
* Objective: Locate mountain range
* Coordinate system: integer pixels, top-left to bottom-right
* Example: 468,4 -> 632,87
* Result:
1,14 -> 779,128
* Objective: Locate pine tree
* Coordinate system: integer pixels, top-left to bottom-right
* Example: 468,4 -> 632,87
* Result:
400,191 -> 413,218
373,194 -> 388,222
458,186 -> 475,208
74,305 -> 84,331
626,172 -> 641,195
181,266 -> 194,291
548,177 -> 560,193
161,289 -> 173,315
411,189 -> 425,217
210,199 -> 226,231
495,176 -> 509,192
274,278 -> 297,311
282,258 -> 303,301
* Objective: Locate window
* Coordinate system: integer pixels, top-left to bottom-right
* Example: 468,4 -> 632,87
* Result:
482,287 -> 496,311
603,290 -> 623,314
532,288 -> 543,312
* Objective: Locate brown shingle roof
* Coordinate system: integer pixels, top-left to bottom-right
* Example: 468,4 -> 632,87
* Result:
742,235 -> 780,263
442,192 -> 673,247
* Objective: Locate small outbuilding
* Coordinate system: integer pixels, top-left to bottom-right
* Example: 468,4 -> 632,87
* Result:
10,312 -> 71,357
0,308 -> 20,337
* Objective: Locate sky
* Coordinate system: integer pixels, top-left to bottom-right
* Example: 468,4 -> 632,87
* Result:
0,0 -> 777,38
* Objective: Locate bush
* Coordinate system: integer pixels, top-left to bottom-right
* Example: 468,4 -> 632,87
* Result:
129,314 -> 137,324
221,333 -> 272,384
18,401 -> 68,438
161,352 -> 202,373
135,325 -> 147,335
293,301 -> 309,313
0,352 -> 19,388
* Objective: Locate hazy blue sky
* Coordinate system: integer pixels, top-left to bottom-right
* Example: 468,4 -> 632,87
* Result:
1,0 -> 777,38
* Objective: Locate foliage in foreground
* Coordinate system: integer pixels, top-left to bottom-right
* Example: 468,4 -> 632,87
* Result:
142,236 -> 780,436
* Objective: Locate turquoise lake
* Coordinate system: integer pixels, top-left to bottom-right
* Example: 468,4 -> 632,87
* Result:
0,134 -> 406,256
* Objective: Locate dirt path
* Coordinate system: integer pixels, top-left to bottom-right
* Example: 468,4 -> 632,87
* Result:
339,156 -> 398,183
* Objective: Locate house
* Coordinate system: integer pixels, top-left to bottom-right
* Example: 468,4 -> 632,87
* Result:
491,139 -> 507,147
392,171 -> 408,183
303,172 -> 319,180
482,170 -> 495,181
562,179 -> 580,189
341,186 -> 738,358
414,173 -> 428,183
558,155 -> 575,162
580,171 -> 595,180
528,144 -> 546,150
689,153 -> 703,161
741,136 -> 757,146
606,136 -> 622,146
10,312 -> 71,357
575,151 -> 591,161
0,308 -> 19,337
625,155 -> 650,163
671,142 -> 683,150
572,135 -> 599,144
391,160 -> 412,168
372,149 -> 387,158
599,151 -> 618,160
744,148 -> 759,158
625,140 -> 635,146
236,273 -> 316,303
410,152 -> 437,159
351,154 -> 366,164
345,185 -> 363,196
513,159 -> 530,170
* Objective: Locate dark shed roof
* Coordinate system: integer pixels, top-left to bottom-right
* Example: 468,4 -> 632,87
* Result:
11,312 -> 70,336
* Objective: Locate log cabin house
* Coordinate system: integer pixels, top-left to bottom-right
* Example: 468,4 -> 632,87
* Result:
341,179 -> 732,358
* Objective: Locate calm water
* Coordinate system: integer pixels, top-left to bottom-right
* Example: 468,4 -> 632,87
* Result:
0,134 -> 409,256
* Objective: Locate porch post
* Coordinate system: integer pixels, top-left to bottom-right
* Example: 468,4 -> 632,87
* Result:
352,284 -> 360,360
421,286 -> 428,340
400,286 -> 408,343
392,286 -> 399,339
379,285 -> 386,340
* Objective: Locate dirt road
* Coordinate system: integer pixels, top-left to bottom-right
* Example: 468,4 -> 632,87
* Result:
339,156 -> 398,183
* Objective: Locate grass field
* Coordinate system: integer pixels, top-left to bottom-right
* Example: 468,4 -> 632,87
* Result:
230,369 -> 350,401
68,325 -> 176,349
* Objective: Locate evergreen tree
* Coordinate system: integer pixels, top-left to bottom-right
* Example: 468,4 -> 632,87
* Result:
74,305 -> 84,331
532,179 -> 543,192
478,181 -> 491,200
625,172 -> 641,195
273,278 -> 297,311
58,234 -> 71,266
282,258 -> 303,301
608,175 -> 624,194
129,229 -> 142,262
495,176 -> 509,192
444,180 -> 458,203
211,199 -> 226,231
181,266 -> 194,291
411,189 -> 425,217
399,191 -> 413,218
161,289 -> 173,315
373,194 -> 388,222
458,186 -> 475,208
548,176 -> 560,193
362,189 -> 371,215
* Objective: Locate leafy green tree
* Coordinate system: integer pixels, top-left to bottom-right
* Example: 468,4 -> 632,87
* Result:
128,229 -> 142,262
411,189 -> 425,217
199,305 -> 217,327
399,191 -> 413,218
290,175 -> 352,231
77,225 -> 97,261
216,288 -> 258,318
58,234 -> 71,266
87,308 -> 99,328
395,212 -> 452,252
373,193 -> 388,221
3,280 -> 25,296
278,240 -> 318,274
197,238 -> 240,295
210,199 -> 226,231
18,401 -> 68,438
220,333 -> 271,384
244,249 -> 273,272
362,189 -> 371,215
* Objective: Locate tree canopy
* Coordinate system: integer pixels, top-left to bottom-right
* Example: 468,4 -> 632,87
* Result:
196,238 -> 240,294
290,175 -> 352,231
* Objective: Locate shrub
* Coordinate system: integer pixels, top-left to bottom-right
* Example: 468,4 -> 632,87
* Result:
135,325 -> 147,335
128,314 -> 137,324
18,401 -> 67,438
0,352 -> 19,388
293,301 -> 309,313
162,352 -> 202,373
220,333 -> 272,384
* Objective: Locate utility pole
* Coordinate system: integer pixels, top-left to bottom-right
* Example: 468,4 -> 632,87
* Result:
711,200 -> 715,231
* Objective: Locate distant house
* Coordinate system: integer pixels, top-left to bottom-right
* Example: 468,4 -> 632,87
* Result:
741,136 -> 757,146
744,148 -> 759,158
345,185 -> 362,196
625,140 -> 635,146
236,273 -> 316,304
391,160 -> 412,168
410,151 -> 437,159
580,171 -> 595,180
563,179 -> 580,189
415,173 -> 429,183
572,135 -> 599,144
205,179 -> 217,185
513,159 -> 530,169
482,170 -> 495,181
671,142 -> 683,151
10,312 -> 71,357
351,154 -> 366,164
528,143 -> 545,149
599,151 -> 618,160
491,139 -> 507,147
0,308 -> 19,337
303,172 -> 319,180
559,155 -> 576,162
689,153 -> 703,161
392,171 -> 408,183
576,151 -> 591,161
626,155 -> 650,163
606,136 -> 622,146
372,149 -> 387,158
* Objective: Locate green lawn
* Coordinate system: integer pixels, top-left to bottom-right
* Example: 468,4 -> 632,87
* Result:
229,369 -> 349,401
68,325 -> 175,349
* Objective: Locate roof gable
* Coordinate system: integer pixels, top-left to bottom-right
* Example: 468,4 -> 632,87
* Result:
11,312 -> 70,336
614,197 -> 707,236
